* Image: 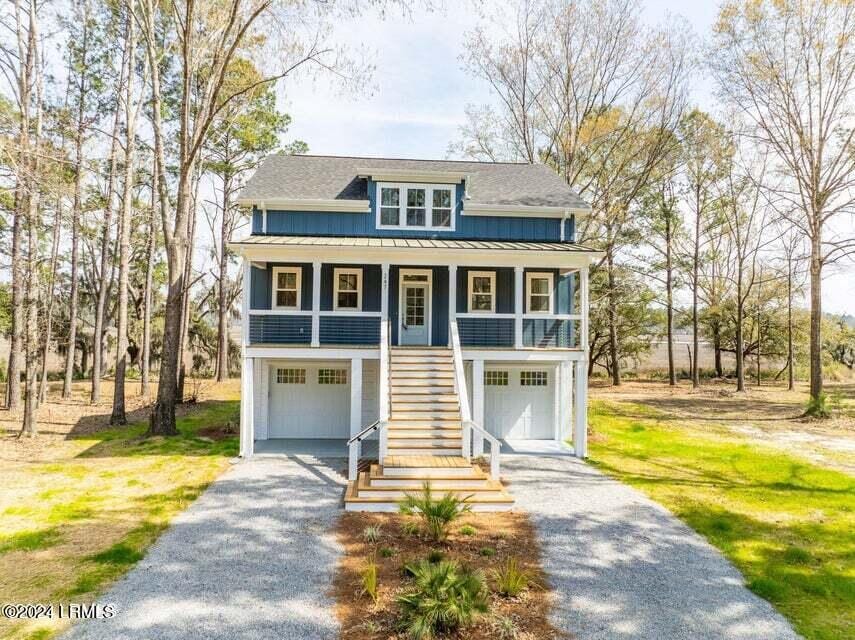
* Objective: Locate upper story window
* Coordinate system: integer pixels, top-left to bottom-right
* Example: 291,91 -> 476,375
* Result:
334,267 -> 362,311
377,183 -> 455,231
526,272 -> 554,314
468,270 -> 496,313
272,266 -> 301,310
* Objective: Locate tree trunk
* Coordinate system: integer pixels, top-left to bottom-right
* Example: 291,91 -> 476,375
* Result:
215,174 -> 232,381
7,180 -> 23,411
691,204 -> 700,388
809,231 -> 823,400
606,249 -> 621,386
665,213 -> 675,386
787,255 -> 795,391
735,277 -> 745,392
38,198 -> 62,403
91,57 -> 124,404
713,327 -> 723,378
111,13 -> 136,425
62,122 -> 84,397
140,167 -> 156,396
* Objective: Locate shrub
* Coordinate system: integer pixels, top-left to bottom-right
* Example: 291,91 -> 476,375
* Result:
379,546 -> 395,558
491,614 -> 520,640
361,557 -> 379,604
399,483 -> 472,542
479,546 -> 496,557
492,557 -> 532,597
397,559 -> 488,639
459,525 -> 476,536
427,549 -> 445,564
804,393 -> 831,418
362,525 -> 382,544
401,521 -> 421,537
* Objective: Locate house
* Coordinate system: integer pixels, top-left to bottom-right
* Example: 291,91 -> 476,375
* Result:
231,155 -> 600,511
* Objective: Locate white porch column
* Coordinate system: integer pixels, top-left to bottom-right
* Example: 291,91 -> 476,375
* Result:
580,266 -> 589,350
350,357 -> 363,436
240,356 -> 255,457
553,363 -> 562,441
242,259 -> 251,344
514,266 -> 524,349
311,261 -> 321,347
560,360 -> 573,442
448,264 -> 457,324
573,359 -> 588,458
472,359 -> 485,456
379,263 -> 390,422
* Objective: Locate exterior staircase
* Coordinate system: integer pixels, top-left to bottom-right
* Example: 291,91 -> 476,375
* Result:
344,347 -> 514,512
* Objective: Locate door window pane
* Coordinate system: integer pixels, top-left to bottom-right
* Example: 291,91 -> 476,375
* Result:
405,287 -> 425,326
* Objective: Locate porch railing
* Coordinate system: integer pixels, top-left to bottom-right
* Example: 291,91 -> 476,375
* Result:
347,419 -> 381,481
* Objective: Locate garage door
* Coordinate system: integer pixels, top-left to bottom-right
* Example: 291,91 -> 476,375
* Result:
268,363 -> 350,438
484,367 -> 553,439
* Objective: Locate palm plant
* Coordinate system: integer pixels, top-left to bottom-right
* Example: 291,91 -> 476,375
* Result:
398,483 -> 472,542
397,559 -> 488,639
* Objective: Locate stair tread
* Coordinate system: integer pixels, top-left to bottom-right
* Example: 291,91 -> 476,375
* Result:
370,463 -> 487,480
384,455 -> 471,468
357,473 -> 506,493
346,485 -> 514,504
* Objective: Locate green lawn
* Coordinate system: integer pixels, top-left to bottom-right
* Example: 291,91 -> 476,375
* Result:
587,399 -> 855,640
0,397 -> 239,640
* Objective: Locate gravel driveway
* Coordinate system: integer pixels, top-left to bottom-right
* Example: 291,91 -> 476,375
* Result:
63,456 -> 345,640
505,454 -> 800,640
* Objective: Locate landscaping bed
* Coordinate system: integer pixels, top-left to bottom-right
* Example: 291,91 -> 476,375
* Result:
334,507 -> 562,640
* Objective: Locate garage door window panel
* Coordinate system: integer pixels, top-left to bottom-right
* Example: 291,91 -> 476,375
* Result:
318,368 -> 348,384
521,370 -> 548,386
276,368 -> 305,384
272,267 -> 301,310
485,370 -> 508,386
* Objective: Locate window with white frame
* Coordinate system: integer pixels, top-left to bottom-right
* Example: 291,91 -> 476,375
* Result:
272,267 -> 301,310
484,370 -> 508,386
318,368 -> 347,384
520,370 -> 548,386
376,183 -> 454,230
276,368 -> 305,384
526,272 -> 554,313
468,271 -> 496,313
334,268 -> 362,311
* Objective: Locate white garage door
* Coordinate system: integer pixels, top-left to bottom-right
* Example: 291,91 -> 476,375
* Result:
484,367 -> 554,439
268,363 -> 350,438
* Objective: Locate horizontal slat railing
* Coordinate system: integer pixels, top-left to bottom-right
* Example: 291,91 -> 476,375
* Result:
456,316 -> 515,347
319,315 -> 381,345
522,317 -> 579,348
248,314 -> 311,344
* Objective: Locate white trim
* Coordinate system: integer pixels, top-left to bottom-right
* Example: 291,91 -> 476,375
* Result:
448,265 -> 457,325
333,267 -> 363,311
245,347 -> 379,359
237,198 -> 370,212
514,266 -> 524,349
248,309 -> 381,317
311,261 -> 321,347
271,266 -> 302,310
358,168 -> 468,183
375,182 -> 456,232
462,349 -> 585,361
240,356 -> 254,457
262,206 -> 267,233
398,268 -> 433,346
234,244 -> 602,269
472,359 -> 485,456
581,266 -> 589,351
574,359 -> 587,457
467,270 -> 496,313
463,202 -> 589,218
241,259 -> 250,347
526,271 -> 554,314
350,358 -> 363,437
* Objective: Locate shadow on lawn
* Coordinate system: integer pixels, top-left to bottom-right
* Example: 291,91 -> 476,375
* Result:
69,399 -> 240,459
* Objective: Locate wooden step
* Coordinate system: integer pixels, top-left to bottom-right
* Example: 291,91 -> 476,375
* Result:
390,370 -> 455,379
390,348 -> 452,354
389,416 -> 462,426
355,472 -> 505,499
392,402 -> 460,413
391,393 -> 459,404
392,411 -> 461,421
368,464 -> 487,487
390,385 -> 455,394
390,362 -> 454,371
344,482 -> 513,512
387,437 -> 461,448
387,430 -> 461,440
387,447 -> 461,456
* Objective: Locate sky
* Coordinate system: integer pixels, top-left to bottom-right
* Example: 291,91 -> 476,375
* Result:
274,0 -> 855,316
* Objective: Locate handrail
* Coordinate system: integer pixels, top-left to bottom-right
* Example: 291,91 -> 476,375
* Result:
449,319 -> 473,460
348,419 -> 382,482
347,419 -> 381,446
465,419 -> 502,481
378,318 -> 390,463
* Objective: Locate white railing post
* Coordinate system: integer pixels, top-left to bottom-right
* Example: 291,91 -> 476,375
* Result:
348,442 -> 358,481
379,264 -> 390,464
311,261 -> 321,347
472,359 -> 484,456
514,266 -> 524,349
574,359 -> 588,458
580,266 -> 589,350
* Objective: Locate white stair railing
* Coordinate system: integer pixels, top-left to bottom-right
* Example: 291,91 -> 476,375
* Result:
378,318 -> 390,463
465,420 -> 501,480
449,319 -> 473,460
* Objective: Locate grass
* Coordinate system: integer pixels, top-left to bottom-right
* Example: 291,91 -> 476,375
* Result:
0,385 -> 239,640
587,399 -> 855,640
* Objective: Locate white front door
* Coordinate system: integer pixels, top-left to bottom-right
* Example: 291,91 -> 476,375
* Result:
484,367 -> 554,439
399,271 -> 431,346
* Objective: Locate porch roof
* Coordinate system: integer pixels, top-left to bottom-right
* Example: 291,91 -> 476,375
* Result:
231,234 -> 600,253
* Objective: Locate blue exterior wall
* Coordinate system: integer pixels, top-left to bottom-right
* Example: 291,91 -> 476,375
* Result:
250,262 -> 312,310
320,264 -> 381,312
251,181 -> 575,242
456,267 -> 515,314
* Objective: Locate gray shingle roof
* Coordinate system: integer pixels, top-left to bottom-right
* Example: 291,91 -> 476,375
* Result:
231,234 -> 599,253
238,154 -> 590,211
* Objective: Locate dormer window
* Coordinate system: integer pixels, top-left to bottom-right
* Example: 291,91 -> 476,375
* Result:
376,183 -> 455,231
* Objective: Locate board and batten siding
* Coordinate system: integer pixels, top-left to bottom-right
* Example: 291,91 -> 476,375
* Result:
389,265 -> 449,347
456,267 -> 575,315
251,182 -> 576,242
250,263 -> 312,310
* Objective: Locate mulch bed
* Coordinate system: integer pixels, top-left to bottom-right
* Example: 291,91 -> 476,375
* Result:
333,510 -> 567,640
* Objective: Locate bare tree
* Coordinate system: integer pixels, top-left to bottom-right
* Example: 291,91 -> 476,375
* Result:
711,0 -> 855,406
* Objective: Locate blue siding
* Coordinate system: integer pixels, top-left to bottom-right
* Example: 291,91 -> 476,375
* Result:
249,315 -> 311,344
258,183 -> 567,242
320,264 -> 380,312
250,263 -> 312,310
319,316 -> 380,345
